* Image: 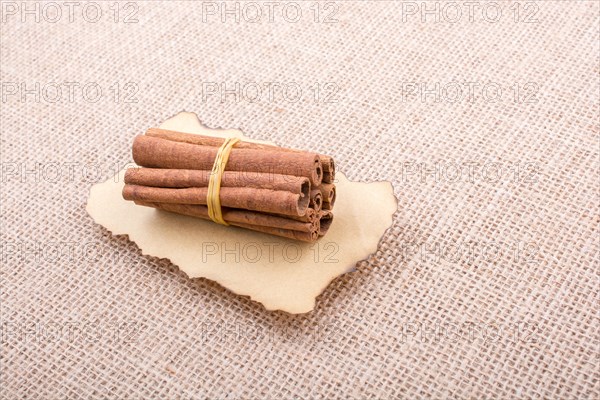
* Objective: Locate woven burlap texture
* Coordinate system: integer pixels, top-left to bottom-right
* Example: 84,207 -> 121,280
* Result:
1,1 -> 598,398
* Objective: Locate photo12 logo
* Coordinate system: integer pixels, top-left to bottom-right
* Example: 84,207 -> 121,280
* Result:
399,161 -> 540,184
197,1 -> 340,23
0,161 -> 137,184
198,241 -> 340,264
1,321 -> 144,344
1,82 -> 139,104
201,81 -> 340,104
397,321 -> 540,345
399,1 -> 540,23
400,81 -> 540,104
1,1 -> 139,23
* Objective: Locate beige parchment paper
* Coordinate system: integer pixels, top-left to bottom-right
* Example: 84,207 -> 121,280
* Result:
87,112 -> 397,313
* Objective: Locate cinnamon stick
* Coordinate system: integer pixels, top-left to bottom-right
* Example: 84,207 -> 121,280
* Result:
309,189 -> 322,212
319,183 -> 336,203
271,208 -> 317,223
320,156 -> 335,184
146,128 -> 334,183
319,183 -> 336,210
232,222 -> 319,243
318,210 -> 334,236
136,201 -> 319,242
125,168 -> 310,195
134,201 -> 315,233
133,135 -> 323,186
123,184 -> 309,216
146,128 -> 281,151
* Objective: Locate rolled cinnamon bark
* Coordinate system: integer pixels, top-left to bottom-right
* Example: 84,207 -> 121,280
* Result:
123,184 -> 309,216
271,208 -> 317,223
319,183 -> 336,203
135,201 -> 318,242
146,128 -> 335,183
318,210 -> 334,236
309,189 -> 322,212
126,128 -> 336,241
146,128 -> 280,151
133,135 -> 323,186
134,201 -> 315,233
320,156 -> 335,184
233,222 -> 319,243
319,183 -> 336,210
125,168 -> 310,195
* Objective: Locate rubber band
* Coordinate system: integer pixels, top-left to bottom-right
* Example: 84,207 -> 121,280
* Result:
207,137 -> 240,225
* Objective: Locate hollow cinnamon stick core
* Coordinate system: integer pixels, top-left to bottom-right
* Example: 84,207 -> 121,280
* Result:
319,183 -> 336,210
318,210 -> 334,236
309,189 -> 323,212
320,156 -> 335,184
319,183 -> 336,203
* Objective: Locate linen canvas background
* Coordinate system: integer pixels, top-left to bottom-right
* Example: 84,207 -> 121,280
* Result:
1,1 -> 598,398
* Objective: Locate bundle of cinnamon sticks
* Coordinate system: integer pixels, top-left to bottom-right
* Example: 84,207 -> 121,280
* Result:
122,128 -> 336,242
